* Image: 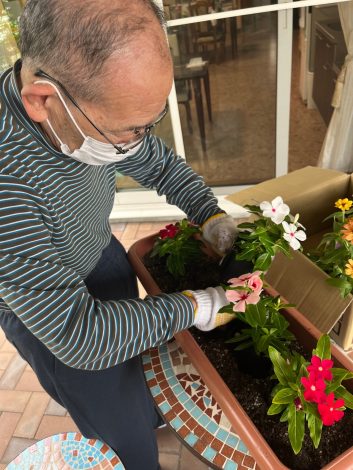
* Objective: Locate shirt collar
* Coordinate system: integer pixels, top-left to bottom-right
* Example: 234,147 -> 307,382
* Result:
0,59 -> 63,156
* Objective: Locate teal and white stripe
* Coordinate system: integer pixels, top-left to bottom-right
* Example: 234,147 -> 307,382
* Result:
0,60 -> 221,370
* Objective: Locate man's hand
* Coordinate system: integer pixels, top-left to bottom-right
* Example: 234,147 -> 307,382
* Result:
202,213 -> 238,256
184,287 -> 235,331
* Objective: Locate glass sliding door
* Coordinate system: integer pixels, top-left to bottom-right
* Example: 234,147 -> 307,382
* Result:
168,10 -> 277,187
0,1 -> 20,72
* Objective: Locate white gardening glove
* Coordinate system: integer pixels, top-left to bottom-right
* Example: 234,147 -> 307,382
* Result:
202,213 -> 238,256
185,287 -> 235,331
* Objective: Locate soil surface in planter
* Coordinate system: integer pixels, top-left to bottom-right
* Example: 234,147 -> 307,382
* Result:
143,249 -> 353,470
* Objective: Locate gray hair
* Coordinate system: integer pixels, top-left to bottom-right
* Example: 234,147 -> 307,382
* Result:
20,0 -> 166,101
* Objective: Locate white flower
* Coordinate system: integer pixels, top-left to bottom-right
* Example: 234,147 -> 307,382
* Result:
260,196 -> 290,225
282,221 -> 307,250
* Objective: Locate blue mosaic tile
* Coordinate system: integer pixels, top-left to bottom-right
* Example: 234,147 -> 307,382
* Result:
165,368 -> 175,378
184,399 -> 196,411
142,355 -> 151,364
173,384 -> 186,397
150,385 -> 162,396
192,407 -> 202,419
170,416 -> 184,430
177,391 -> 190,404
145,370 -> 154,380
237,440 -> 249,454
185,433 -> 198,447
202,446 -> 218,461
224,460 -> 238,470
159,402 -> 172,414
216,428 -> 229,442
203,395 -> 211,407
198,414 -> 210,427
167,376 -> 179,386
226,434 -> 240,448
206,421 -> 219,434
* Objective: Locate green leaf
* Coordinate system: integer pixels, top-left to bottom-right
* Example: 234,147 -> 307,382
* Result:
288,403 -> 305,454
254,253 -> 272,271
312,334 -> 331,360
335,386 -> 353,410
280,407 -> 289,422
218,304 -> 236,314
233,340 -> 254,351
272,388 -> 298,404
268,346 -> 293,385
267,403 -> 286,415
245,303 -> 267,327
307,414 -> 323,449
326,368 -> 353,392
257,335 -> 270,353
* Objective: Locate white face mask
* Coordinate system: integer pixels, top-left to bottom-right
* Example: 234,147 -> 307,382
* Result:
35,80 -> 143,165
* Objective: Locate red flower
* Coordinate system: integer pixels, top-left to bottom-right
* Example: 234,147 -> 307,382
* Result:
318,392 -> 345,426
301,372 -> 326,403
294,397 -> 303,411
159,224 -> 179,239
307,355 -> 333,381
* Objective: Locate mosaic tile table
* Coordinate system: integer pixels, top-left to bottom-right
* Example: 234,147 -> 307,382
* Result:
6,432 -> 125,470
142,341 -> 260,470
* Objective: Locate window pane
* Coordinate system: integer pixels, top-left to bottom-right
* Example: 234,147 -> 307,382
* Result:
0,1 -> 21,72
288,5 -> 341,172
169,11 -> 277,186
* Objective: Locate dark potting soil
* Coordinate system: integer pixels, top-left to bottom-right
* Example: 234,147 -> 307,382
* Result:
143,248 -> 353,470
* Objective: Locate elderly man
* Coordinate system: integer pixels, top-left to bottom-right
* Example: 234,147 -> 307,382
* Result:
0,1 -> 238,468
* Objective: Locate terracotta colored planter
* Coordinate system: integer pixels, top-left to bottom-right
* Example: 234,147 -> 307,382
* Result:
128,234 -> 353,470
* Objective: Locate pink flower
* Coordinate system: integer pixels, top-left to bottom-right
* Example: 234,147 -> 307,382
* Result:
228,271 -> 263,293
301,372 -> 326,403
225,289 -> 261,312
307,355 -> 333,381
318,392 -> 345,426
247,274 -> 263,294
159,224 -> 179,239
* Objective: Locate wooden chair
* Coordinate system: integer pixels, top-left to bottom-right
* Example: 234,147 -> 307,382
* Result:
168,38 -> 193,134
189,0 -> 226,63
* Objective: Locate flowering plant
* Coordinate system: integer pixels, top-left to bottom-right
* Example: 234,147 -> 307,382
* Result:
221,271 -> 295,357
268,334 -> 353,454
151,220 -> 205,277
234,196 -> 307,272
309,198 -> 353,297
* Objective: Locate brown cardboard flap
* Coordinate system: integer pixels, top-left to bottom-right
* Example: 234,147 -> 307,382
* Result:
265,251 -> 353,333
227,166 -> 350,236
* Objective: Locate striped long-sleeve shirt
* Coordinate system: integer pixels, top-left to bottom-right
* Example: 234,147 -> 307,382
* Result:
0,60 -> 222,370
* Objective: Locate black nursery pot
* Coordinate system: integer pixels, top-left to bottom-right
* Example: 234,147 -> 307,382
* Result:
230,347 -> 273,378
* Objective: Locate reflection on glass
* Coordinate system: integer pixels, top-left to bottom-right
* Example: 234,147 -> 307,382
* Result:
0,1 -> 20,72
169,9 -> 277,186
289,5 -> 337,172
2,0 -> 22,45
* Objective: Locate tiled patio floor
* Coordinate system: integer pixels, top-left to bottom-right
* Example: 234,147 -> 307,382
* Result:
0,222 -> 209,470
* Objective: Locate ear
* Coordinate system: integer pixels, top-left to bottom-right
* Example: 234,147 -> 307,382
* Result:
21,82 -> 56,123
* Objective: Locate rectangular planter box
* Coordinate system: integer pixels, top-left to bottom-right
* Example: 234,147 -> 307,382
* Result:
128,234 -> 353,470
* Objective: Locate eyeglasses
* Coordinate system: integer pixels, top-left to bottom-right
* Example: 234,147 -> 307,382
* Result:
34,69 -> 169,154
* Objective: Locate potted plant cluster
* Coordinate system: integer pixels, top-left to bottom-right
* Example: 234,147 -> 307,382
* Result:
309,197 -> 353,298
128,197 -> 353,469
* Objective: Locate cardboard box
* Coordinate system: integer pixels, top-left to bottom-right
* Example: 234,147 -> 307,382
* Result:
226,166 -> 353,350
